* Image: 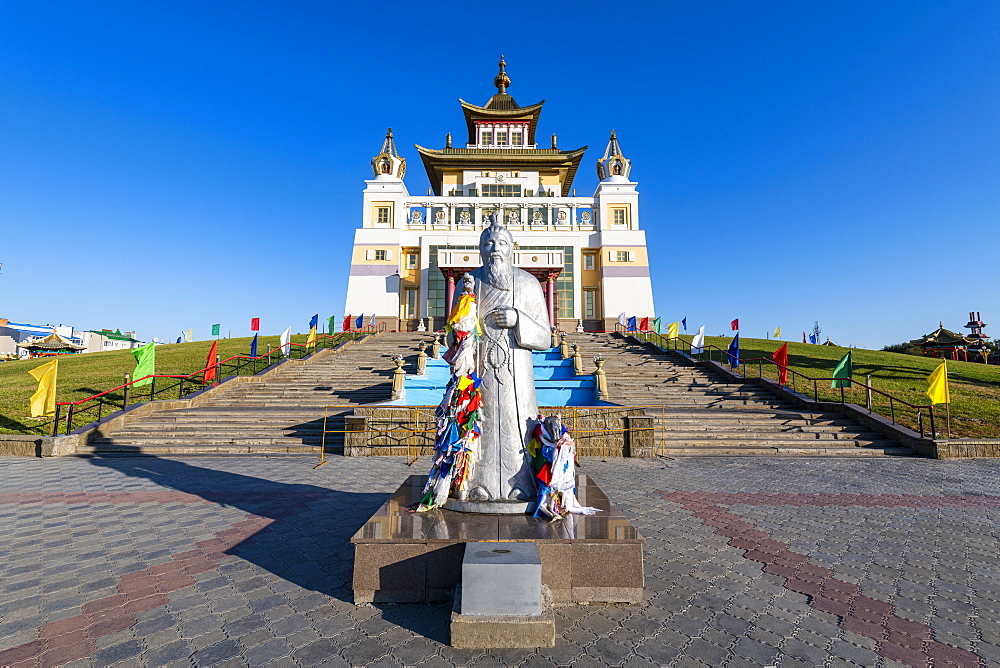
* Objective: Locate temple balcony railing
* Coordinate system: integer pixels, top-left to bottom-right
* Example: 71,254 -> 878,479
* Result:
402,196 -> 597,232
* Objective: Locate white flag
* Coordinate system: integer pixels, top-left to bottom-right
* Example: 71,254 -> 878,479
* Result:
183,328 -> 193,343
617,312 -> 626,326
369,313 -> 376,327
280,326 -> 291,357
691,326 -> 706,355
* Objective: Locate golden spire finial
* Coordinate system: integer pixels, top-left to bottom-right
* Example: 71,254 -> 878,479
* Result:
610,129 -> 617,140
494,55 -> 510,93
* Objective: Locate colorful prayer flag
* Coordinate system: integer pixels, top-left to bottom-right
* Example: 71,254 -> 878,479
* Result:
809,333 -> 817,344
250,318 -> 260,332
831,350 -> 852,388
343,315 -> 352,331
211,324 -> 220,336
280,326 -> 291,357
926,361 -> 950,404
306,326 -> 317,348
131,342 -> 155,387
682,317 -> 687,332
203,341 -> 218,383
327,316 -> 336,335
731,319 -> 739,331
774,326 -> 781,338
802,332 -> 807,343
369,313 -> 376,328
28,359 -> 58,417
639,317 -> 649,332
249,333 -> 258,358
691,326 -> 705,355
175,336 -> 182,344
183,329 -> 193,343
653,317 -> 662,334
617,312 -> 627,327
627,316 -> 637,332
727,333 -> 740,368
355,314 -> 364,329
667,321 -> 679,339
773,342 -> 789,385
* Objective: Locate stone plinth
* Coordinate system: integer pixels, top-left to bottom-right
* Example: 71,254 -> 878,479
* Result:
450,584 -> 555,649
351,474 -> 644,605
461,542 -> 541,616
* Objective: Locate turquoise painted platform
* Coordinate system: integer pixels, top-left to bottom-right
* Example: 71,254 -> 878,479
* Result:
386,347 -> 601,407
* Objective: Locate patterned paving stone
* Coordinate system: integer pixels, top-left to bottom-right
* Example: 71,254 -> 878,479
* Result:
0,455 -> 998,666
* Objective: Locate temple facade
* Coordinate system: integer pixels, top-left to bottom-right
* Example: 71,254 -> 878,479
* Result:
344,58 -> 655,332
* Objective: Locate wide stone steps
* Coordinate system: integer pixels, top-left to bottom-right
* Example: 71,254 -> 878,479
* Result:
657,445 -> 913,457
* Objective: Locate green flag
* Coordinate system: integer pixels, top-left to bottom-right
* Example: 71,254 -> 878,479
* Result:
327,316 -> 336,335
831,350 -> 852,388
653,317 -> 662,334
211,324 -> 220,336
131,342 -> 156,387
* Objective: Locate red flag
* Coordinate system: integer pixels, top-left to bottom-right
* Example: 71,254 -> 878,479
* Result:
342,314 -> 352,331
640,317 -> 649,332
731,319 -> 739,331
250,318 -> 260,332
203,341 -> 219,384
773,343 -> 789,386
803,332 -> 807,343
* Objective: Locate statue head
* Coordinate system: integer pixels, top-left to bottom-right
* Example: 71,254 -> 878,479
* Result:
480,213 -> 514,290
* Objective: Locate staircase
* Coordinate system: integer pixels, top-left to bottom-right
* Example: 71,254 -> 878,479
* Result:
82,333 -> 431,455
566,333 -> 913,457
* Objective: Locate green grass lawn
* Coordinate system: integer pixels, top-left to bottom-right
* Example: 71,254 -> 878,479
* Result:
0,334 -> 314,435
649,334 -> 1000,439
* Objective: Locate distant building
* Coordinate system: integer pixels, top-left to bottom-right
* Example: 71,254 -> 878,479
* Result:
0,319 -> 143,358
0,319 -> 81,358
81,329 -> 144,352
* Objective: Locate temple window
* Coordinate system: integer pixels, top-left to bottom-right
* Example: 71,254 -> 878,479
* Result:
496,131 -> 507,146
376,207 -> 390,224
481,131 -> 493,145
407,253 -> 418,269
404,288 -> 418,318
481,184 -> 522,197
612,209 -> 627,225
615,251 -> 629,262
583,252 -> 596,271
511,130 -> 522,145
374,250 -> 387,261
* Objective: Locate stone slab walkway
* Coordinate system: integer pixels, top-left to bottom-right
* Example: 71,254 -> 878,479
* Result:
0,455 -> 997,667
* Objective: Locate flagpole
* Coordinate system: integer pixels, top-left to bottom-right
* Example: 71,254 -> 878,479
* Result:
946,403 -> 951,439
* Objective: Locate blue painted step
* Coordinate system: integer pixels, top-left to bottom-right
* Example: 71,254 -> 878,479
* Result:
387,347 -> 599,406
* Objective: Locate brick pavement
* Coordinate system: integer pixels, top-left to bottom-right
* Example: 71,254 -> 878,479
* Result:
0,454 -> 997,667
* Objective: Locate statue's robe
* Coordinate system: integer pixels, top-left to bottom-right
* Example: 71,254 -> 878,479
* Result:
452,265 -> 550,502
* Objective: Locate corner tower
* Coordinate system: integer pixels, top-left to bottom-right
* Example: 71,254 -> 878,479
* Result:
344,59 -> 655,332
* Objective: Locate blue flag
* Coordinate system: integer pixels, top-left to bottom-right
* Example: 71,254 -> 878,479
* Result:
249,333 -> 258,358
309,314 -> 318,329
627,316 -> 637,332
682,317 -> 687,332
175,336 -> 182,344
809,333 -> 817,344
356,314 -> 364,329
727,333 -> 740,368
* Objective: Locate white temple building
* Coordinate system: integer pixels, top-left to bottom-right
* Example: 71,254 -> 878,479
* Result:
344,57 -> 655,332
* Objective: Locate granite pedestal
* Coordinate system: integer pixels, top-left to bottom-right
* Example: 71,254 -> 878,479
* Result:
351,474 -> 644,605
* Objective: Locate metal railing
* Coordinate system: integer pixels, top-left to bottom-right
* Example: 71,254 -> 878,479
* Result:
50,332 -> 368,436
315,404 -> 651,465
629,330 -> 938,439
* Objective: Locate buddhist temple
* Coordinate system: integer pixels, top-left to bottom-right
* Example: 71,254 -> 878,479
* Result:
909,322 -> 977,362
344,57 -> 655,332
19,329 -> 86,358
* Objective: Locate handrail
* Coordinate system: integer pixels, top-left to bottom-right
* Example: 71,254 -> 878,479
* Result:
50,332 -> 365,436
629,331 -> 938,439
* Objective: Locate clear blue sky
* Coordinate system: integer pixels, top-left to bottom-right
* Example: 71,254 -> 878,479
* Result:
2,1 -> 996,348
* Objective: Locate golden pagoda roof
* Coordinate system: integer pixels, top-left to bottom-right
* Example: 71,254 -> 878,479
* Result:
909,323 -> 976,347
20,330 -> 85,351
414,145 -> 588,196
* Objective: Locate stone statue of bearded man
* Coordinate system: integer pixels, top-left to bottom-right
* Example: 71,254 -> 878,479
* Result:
446,213 -> 551,513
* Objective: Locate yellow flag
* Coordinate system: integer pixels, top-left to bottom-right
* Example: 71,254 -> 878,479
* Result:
28,358 -> 59,417
306,325 -> 317,348
926,361 -> 950,405
666,322 -> 679,339
774,326 -> 781,338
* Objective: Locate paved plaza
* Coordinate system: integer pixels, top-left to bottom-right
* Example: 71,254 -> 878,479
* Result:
0,454 -> 997,667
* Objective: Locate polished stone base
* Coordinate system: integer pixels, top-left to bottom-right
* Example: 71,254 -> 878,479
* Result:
351,474 -> 644,605
450,584 -> 555,649
443,498 -> 534,515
